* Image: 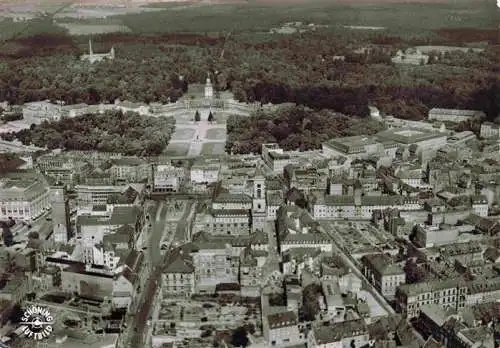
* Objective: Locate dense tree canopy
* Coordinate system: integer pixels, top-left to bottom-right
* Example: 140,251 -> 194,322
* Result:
226,105 -> 386,154
0,110 -> 175,156
0,28 -> 498,122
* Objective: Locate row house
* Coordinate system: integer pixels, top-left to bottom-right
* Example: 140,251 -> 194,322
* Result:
282,247 -> 322,278
190,159 -> 220,190
153,164 -> 185,192
280,232 -> 333,253
109,157 -> 151,184
239,247 -> 268,297
263,311 -> 303,347
161,245 -> 196,297
416,305 -> 495,348
284,165 -> 328,194
191,240 -> 239,294
465,276 -> 500,306
308,319 -> 370,348
311,192 -> 420,219
426,241 -> 483,266
395,278 -> 468,319
361,253 -> 406,299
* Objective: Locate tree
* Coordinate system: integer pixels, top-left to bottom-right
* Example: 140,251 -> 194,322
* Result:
231,326 -> 249,348
194,110 -> 201,122
208,110 -> 214,122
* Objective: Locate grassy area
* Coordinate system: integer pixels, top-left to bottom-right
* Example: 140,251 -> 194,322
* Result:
0,18 -> 67,40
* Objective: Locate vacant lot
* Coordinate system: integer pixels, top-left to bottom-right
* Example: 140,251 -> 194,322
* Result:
56,23 -> 131,35
165,142 -> 190,156
204,128 -> 226,141
201,142 -> 225,156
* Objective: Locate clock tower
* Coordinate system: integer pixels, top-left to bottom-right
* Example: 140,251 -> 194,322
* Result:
252,165 -> 267,231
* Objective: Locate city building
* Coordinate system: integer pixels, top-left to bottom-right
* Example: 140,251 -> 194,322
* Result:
263,311 -> 303,347
395,278 -> 468,319
361,253 -> 406,299
428,109 -> 485,123
0,171 -> 50,221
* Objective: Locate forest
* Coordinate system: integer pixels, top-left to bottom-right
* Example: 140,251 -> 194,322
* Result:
0,110 -> 175,156
0,2 -> 498,154
0,29 -> 498,122
226,105 -> 386,154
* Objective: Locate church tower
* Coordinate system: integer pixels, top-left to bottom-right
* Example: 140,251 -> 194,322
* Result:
50,185 -> 71,244
204,73 -> 213,99
252,166 -> 267,231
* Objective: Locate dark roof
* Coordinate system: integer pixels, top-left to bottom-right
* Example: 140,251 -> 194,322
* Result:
107,186 -> 139,205
163,246 -> 195,274
0,155 -> 26,174
215,283 -> 241,291
368,314 -> 402,340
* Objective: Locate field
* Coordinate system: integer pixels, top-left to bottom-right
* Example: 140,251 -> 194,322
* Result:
56,23 -> 131,35
201,142 -> 225,156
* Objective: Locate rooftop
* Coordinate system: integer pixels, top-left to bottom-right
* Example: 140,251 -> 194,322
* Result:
376,128 -> 446,145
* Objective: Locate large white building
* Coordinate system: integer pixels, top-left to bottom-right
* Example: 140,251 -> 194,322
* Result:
0,172 -> 50,221
322,128 -> 447,160
153,164 -> 185,192
428,108 -> 485,123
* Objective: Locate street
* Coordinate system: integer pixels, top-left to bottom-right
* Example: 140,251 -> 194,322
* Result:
127,200 -> 193,347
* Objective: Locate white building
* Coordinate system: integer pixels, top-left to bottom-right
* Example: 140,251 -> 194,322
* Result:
428,108 -> 485,123
22,100 -> 63,122
308,320 -> 369,348
480,122 -> 500,138
0,172 -> 50,221
263,311 -> 303,347
190,161 -> 220,185
75,184 -> 125,207
153,165 -> 185,192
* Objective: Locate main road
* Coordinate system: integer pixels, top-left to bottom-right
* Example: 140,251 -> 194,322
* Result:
128,199 -> 193,348
127,201 -> 167,348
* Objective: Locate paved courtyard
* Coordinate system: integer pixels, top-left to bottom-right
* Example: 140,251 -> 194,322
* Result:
165,108 -> 227,157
